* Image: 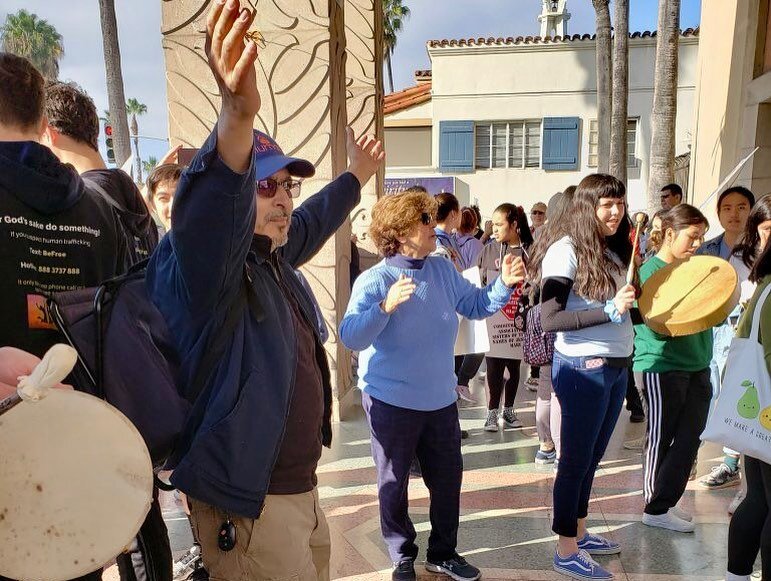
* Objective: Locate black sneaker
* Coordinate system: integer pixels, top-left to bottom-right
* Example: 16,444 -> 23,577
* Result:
426,555 -> 481,581
392,559 -> 416,581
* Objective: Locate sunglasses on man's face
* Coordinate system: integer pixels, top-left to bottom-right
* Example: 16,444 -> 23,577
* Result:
531,210 -> 545,216
420,212 -> 435,226
257,178 -> 303,199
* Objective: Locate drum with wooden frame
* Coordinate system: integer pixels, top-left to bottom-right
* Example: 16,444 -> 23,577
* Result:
0,345 -> 153,581
637,255 -> 740,337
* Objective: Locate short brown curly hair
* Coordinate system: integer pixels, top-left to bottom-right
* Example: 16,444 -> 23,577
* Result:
370,189 -> 438,257
45,81 -> 99,150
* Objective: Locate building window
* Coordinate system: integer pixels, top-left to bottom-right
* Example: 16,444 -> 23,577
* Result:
475,120 -> 542,169
588,118 -> 638,168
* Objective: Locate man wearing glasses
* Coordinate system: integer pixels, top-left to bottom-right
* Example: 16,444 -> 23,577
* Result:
147,2 -> 384,578
530,202 -> 547,234
660,183 -> 683,211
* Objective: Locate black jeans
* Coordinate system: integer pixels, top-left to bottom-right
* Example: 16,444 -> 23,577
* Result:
454,353 -> 484,387
728,455 -> 771,578
485,356 -> 521,410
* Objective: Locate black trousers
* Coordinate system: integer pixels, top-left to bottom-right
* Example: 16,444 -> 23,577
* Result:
642,369 -> 711,515
728,455 -> 771,578
625,367 -> 644,416
454,353 -> 484,387
485,357 -> 521,410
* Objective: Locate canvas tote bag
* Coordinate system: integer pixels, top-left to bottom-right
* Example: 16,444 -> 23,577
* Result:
702,283 -> 771,464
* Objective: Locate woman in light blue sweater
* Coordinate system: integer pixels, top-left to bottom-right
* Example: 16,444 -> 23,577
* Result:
340,189 -> 524,581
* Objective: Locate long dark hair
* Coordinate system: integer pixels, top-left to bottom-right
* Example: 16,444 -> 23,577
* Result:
733,194 -> 771,269
494,203 -> 534,248
659,204 -> 709,243
562,174 -> 631,301
529,187 -> 576,288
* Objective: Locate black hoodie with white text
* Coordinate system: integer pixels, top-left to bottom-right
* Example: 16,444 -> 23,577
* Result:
0,141 -> 128,356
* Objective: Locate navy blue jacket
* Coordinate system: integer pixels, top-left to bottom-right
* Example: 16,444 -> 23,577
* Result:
147,129 -> 361,518
697,233 -> 726,258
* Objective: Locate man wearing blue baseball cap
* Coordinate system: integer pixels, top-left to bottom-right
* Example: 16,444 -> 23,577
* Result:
146,1 -> 384,579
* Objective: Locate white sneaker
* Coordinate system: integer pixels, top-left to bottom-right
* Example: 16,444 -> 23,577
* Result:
456,384 -> 477,404
728,488 -> 746,515
642,509 -> 695,533
670,505 -> 693,522
724,573 -> 751,581
484,409 -> 499,432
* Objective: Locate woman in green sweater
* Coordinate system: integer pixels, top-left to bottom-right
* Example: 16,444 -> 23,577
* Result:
634,204 -> 713,533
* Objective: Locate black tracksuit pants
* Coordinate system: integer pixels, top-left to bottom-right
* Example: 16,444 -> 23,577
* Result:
642,369 -> 711,515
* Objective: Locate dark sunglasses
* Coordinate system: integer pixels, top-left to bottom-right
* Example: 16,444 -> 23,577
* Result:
419,212 -> 435,225
531,210 -> 545,216
257,178 -> 302,199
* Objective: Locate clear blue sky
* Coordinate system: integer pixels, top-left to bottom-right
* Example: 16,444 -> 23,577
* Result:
0,0 -> 701,166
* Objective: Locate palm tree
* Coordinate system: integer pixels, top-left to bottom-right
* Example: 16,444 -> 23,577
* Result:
383,0 -> 410,93
142,156 -> 158,184
97,0 -> 132,166
1,9 -> 64,79
610,0 -> 629,184
125,98 -> 148,183
592,0 -> 612,174
648,0 -> 681,211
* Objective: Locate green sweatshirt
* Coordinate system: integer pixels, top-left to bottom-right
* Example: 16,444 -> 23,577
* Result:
736,276 -> 771,377
633,256 -> 714,373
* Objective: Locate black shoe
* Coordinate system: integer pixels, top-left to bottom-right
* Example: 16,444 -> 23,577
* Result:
630,412 -> 645,423
461,429 -> 470,439
426,555 -> 481,581
392,559 -> 416,581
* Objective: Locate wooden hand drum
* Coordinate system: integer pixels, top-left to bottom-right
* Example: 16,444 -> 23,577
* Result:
0,347 -> 153,581
638,255 -> 740,337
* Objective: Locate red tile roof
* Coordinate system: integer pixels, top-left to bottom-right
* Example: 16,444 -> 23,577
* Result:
384,81 -> 432,115
427,27 -> 699,48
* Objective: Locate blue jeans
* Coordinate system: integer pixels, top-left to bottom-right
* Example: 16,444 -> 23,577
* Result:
711,321 -> 741,457
551,352 -> 628,537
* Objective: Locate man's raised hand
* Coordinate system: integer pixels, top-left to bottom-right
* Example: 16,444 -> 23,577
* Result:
346,127 -> 385,188
205,0 -> 260,171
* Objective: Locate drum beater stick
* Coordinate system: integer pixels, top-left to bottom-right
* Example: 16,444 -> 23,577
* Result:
627,212 -> 648,285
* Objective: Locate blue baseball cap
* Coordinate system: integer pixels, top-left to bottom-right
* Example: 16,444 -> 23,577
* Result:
254,130 -> 315,181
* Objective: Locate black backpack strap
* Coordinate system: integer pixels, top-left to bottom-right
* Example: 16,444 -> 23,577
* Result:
185,265 -> 264,405
82,176 -> 127,213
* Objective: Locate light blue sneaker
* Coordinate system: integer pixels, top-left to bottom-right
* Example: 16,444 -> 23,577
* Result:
577,532 -> 621,555
553,549 -> 613,580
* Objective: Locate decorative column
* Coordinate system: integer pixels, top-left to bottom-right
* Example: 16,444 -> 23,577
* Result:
161,0 -> 363,420
345,0 -> 385,271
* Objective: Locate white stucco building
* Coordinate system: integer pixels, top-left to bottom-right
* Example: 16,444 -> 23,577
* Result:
384,26 -> 700,217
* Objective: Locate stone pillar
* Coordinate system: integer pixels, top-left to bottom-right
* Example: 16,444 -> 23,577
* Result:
345,0 -> 385,272
161,0 -> 361,420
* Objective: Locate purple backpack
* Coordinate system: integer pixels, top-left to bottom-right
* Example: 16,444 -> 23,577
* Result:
523,302 -> 555,367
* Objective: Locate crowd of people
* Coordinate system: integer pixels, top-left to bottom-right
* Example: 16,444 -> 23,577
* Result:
2,2 -> 771,581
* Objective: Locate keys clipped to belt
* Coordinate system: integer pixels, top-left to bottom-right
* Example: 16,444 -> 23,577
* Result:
218,517 -> 236,551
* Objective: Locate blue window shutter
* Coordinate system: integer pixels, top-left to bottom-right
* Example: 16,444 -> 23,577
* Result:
439,121 -> 474,173
542,117 -> 580,170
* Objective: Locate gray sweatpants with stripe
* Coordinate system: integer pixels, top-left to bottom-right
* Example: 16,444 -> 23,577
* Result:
642,369 -> 712,515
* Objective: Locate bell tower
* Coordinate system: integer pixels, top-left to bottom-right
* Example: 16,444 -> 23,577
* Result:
538,0 -> 571,38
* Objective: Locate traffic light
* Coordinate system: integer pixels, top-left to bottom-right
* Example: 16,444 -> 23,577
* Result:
104,123 -> 114,164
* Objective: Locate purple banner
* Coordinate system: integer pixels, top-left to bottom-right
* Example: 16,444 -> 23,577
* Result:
384,177 -> 455,196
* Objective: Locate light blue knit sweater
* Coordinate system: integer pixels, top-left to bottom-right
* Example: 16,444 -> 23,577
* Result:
340,256 -> 512,411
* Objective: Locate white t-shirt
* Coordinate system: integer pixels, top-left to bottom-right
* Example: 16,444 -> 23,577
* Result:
541,236 -> 634,358
729,254 -> 755,305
